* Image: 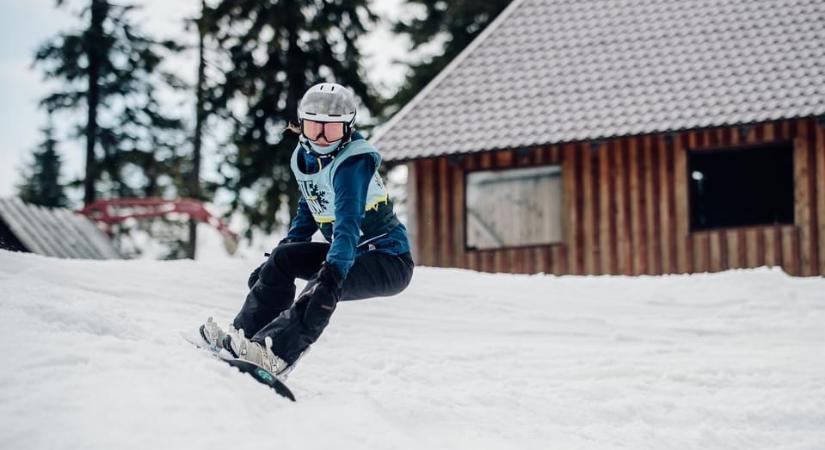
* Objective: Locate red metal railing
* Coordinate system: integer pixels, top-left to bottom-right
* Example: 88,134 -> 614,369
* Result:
78,198 -> 238,254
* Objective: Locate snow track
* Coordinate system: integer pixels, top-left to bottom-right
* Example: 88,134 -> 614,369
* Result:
1,250 -> 823,449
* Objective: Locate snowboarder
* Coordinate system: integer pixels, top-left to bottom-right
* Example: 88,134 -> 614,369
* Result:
196,82 -> 414,380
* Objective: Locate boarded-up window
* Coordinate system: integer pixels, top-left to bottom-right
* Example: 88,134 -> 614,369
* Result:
466,165 -> 563,250
689,142 -> 794,231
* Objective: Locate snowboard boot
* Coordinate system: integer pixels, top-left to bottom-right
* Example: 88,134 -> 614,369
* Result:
221,332 -> 291,378
196,317 -> 227,352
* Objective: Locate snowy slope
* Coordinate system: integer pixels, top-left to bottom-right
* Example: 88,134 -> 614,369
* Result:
0,249 -> 823,450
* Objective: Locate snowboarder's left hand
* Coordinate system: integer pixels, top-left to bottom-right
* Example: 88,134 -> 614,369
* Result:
298,262 -> 344,303
289,262 -> 344,336
315,262 -> 344,293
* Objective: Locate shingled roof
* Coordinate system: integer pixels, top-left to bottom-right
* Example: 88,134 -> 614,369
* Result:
373,0 -> 825,161
0,198 -> 121,260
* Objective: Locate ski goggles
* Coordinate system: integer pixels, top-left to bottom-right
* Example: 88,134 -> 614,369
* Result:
302,120 -> 346,142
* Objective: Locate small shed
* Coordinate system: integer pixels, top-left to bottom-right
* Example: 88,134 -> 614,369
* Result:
0,198 -> 121,259
374,0 -> 825,276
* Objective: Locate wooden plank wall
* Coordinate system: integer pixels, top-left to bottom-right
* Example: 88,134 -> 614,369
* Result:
410,117 -> 825,276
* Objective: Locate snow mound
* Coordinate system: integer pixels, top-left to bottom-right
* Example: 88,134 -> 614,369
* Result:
1,250 -> 824,450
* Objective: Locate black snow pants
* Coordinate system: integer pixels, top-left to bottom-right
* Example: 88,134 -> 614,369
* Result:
232,242 -> 414,365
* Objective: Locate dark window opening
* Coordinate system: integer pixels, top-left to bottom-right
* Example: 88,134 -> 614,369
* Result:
689,142 -> 794,231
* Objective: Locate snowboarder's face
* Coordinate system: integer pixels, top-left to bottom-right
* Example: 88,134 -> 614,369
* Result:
302,120 -> 345,145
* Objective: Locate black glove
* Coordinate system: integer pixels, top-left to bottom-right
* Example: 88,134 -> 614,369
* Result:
247,261 -> 265,289
297,262 -> 344,304
247,239 -> 295,289
316,262 -> 344,291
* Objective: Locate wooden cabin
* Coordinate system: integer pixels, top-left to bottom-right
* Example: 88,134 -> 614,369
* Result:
373,0 -> 825,276
0,198 -> 121,259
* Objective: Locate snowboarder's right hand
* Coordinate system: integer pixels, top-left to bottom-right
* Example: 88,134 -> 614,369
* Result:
247,262 -> 265,289
248,239 -> 294,289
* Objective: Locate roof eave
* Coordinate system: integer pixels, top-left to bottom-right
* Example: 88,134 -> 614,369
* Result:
383,113 -> 825,163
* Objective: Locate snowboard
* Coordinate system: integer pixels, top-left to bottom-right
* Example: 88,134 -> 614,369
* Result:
182,330 -> 296,402
222,357 -> 296,402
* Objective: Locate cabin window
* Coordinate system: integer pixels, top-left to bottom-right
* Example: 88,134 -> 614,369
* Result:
465,165 -> 563,250
689,142 -> 794,231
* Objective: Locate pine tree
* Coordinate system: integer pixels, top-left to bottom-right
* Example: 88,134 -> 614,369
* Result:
109,87 -> 188,199
18,121 -> 68,208
183,0 -> 211,259
206,0 -> 376,233
383,0 -> 511,117
34,0 -> 186,205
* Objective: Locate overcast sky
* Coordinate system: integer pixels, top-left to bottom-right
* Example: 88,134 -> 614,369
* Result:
0,0 -> 411,200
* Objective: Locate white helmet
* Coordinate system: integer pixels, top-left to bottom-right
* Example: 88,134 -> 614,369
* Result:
298,82 -> 357,123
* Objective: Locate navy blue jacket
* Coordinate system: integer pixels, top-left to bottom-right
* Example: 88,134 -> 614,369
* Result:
285,137 -> 410,278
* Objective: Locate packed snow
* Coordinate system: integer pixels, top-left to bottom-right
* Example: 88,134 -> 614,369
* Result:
0,249 -> 823,449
